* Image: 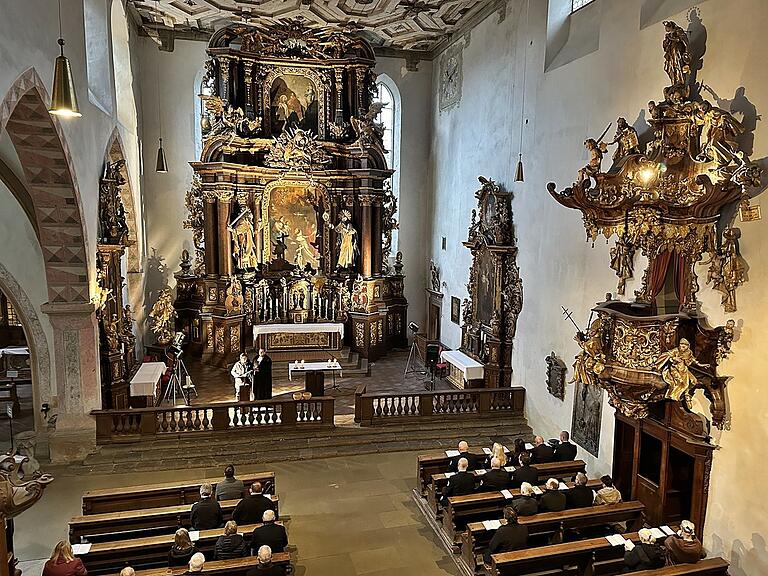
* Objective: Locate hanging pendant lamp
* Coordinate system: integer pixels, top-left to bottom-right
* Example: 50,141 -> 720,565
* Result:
156,138 -> 168,173
515,0 -> 531,182
49,0 -> 81,117
155,0 -> 168,173
515,153 -> 524,182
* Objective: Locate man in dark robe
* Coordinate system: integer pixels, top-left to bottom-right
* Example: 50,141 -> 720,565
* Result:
254,348 -> 273,400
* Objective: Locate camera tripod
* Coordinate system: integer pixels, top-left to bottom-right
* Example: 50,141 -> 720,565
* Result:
403,340 -> 427,378
157,356 -> 195,406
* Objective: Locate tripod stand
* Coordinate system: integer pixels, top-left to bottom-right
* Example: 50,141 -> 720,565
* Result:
404,340 -> 426,377
157,356 -> 194,406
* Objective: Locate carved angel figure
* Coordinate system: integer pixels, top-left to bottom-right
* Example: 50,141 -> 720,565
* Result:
149,288 -> 177,345
662,20 -> 691,88
608,117 -> 641,162
570,319 -> 606,387
656,338 -> 709,401
351,102 -> 385,151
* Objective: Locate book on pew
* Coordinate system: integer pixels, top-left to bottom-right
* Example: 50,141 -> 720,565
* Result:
558,482 -> 569,490
482,519 -> 502,531
476,469 -> 487,475
605,534 -> 628,547
189,531 -> 200,542
501,489 -> 514,499
72,544 -> 91,555
504,466 -> 516,472
532,486 -> 543,495
525,443 -> 534,450
445,450 -> 461,457
483,447 -> 492,455
445,472 -> 456,478
650,527 -> 666,540
660,525 -> 675,536
503,446 -> 510,453
625,540 -> 636,550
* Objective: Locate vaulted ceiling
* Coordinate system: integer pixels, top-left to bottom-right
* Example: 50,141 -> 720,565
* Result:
128,0 -> 498,54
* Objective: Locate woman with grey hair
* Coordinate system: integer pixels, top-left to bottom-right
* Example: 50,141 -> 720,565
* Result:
623,528 -> 665,572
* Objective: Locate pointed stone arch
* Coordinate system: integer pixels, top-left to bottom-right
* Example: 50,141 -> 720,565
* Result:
104,128 -> 141,272
0,68 -> 90,304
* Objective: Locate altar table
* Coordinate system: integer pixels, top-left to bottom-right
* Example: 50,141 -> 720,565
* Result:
253,323 -> 344,351
440,350 -> 485,388
129,362 -> 167,404
288,361 -> 343,381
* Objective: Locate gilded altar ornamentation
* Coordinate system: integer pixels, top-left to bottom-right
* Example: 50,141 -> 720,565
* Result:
183,176 -> 205,275
354,322 -> 365,348
708,227 -> 747,312
350,102 -> 385,152
228,208 -> 260,270
546,352 -> 567,401
609,234 -> 635,295
149,288 -> 177,345
99,160 -> 129,245
215,326 -> 225,352
381,182 -> 399,272
608,117 -> 642,163
265,127 -> 331,170
716,319 -> 736,363
571,319 -> 607,387
102,313 -> 121,354
224,279 -> 244,315
230,325 -> 240,351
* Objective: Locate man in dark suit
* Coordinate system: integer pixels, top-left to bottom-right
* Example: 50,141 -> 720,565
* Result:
483,507 -> 528,567
246,546 -> 285,576
511,483 -> 539,516
233,482 -> 276,525
443,458 -> 476,502
553,430 -> 577,462
531,436 -> 555,464
254,348 -> 273,400
566,472 -> 595,509
479,457 -> 511,492
190,483 -> 223,530
448,441 -> 481,472
251,510 -> 288,554
539,478 -> 566,512
511,454 -> 538,488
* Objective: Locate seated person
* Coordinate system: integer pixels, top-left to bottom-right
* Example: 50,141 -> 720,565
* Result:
553,431 -> 577,461
539,478 -> 566,512
184,552 -> 205,575
623,528 -> 665,572
251,510 -> 288,554
479,457 -> 510,492
511,438 -> 529,467
531,436 -> 555,464
190,483 -> 223,530
443,457 -> 475,501
566,472 -> 594,509
119,569 -> 135,576
511,482 -> 539,516
42,541 -> 87,576
482,507 -> 528,568
246,545 -> 285,576
448,441 -> 481,472
664,520 -> 706,565
233,482 -> 275,525
594,475 -> 622,505
488,442 -> 510,468
169,528 -> 199,567
214,521 -> 248,560
216,464 -> 245,501
511,454 -> 538,488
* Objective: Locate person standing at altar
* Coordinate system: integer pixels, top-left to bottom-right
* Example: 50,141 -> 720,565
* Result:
231,353 -> 252,401
254,348 -> 273,400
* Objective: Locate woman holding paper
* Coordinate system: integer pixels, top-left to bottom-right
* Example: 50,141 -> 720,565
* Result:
622,528 -> 665,572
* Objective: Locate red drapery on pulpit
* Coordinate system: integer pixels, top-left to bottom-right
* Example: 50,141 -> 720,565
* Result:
647,250 -> 689,309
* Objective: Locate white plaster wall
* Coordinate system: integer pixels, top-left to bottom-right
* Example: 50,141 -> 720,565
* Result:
429,0 -> 768,571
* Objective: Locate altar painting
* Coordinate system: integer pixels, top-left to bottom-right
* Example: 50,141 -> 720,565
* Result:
475,251 -> 496,326
266,185 -> 320,268
270,75 -> 319,135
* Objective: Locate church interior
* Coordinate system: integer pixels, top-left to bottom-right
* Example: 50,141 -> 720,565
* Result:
0,0 -> 767,574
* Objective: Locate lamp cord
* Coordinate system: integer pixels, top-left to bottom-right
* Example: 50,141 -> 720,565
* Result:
156,0 -> 163,141
57,0 -> 64,54
518,0 -> 530,157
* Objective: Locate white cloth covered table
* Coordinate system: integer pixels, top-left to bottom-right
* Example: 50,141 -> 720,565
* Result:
129,361 -> 167,397
440,350 -> 484,382
253,322 -> 344,341
288,361 -> 343,381
0,347 -> 29,356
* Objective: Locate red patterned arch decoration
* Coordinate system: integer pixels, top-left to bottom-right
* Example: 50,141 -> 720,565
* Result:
0,68 -> 90,304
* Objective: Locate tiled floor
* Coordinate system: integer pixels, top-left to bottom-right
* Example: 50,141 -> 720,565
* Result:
17,451 -> 462,576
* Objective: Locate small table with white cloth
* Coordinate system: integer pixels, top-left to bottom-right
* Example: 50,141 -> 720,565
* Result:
288,361 -> 343,391
439,350 -> 485,389
129,361 -> 167,406
253,323 -> 344,351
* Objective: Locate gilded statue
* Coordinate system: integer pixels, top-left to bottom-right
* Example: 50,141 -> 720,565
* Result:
149,288 -> 177,345
578,138 -> 607,183
716,319 -> 736,363
228,209 -> 260,270
608,117 -> 641,162
224,279 -> 244,315
102,313 -> 121,354
656,338 -> 709,402
694,100 -> 744,162
609,235 -> 635,295
662,20 -> 691,89
718,227 -> 748,312
120,305 -> 136,368
462,298 -> 473,327
350,102 -> 385,152
571,319 -> 606,387
323,210 -> 358,269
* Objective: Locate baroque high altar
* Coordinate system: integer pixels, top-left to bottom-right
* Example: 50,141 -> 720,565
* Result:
175,20 -> 407,365
549,20 -> 761,431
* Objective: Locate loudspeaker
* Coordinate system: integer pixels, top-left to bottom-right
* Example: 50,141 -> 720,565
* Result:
425,344 -> 440,368
305,370 -> 325,397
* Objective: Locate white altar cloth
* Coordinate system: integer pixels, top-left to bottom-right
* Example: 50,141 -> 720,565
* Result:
129,362 -> 167,397
0,346 -> 29,356
440,350 -> 484,381
253,322 -> 344,343
288,361 -> 343,381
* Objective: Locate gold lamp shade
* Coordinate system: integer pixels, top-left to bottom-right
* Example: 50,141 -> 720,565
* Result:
49,39 -> 81,118
155,138 -> 168,173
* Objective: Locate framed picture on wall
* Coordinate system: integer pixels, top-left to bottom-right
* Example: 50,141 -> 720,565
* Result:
451,296 -> 461,324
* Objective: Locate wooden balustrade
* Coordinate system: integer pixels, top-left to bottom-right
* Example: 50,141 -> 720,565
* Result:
354,386 -> 525,425
92,397 -> 335,444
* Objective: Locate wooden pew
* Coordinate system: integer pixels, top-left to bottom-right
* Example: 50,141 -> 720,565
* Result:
461,501 -> 645,570
442,479 -> 602,545
631,558 -> 729,576
418,448 -> 513,495
82,472 -> 276,514
77,522 -> 284,575
131,554 -> 291,576
426,460 -> 588,516
69,496 -> 279,544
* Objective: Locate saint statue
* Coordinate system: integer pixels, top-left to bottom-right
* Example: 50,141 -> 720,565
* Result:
662,20 -> 691,88
323,210 -> 358,269
694,100 -> 744,162
228,209 -> 260,270
102,313 -> 121,354
609,235 -> 635,295
656,338 -> 709,402
578,138 -> 606,183
718,228 -> 748,312
571,319 -> 606,387
608,117 -> 641,162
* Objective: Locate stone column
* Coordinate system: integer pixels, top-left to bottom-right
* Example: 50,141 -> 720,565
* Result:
217,190 -> 234,278
40,301 -> 100,462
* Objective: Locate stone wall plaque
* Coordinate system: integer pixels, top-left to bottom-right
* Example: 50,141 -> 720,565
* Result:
571,381 -> 603,457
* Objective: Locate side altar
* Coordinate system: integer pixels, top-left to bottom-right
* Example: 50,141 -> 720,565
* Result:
174,20 -> 407,365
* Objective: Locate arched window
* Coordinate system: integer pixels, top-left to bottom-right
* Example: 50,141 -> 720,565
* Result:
83,0 -> 113,114
571,0 -> 596,12
375,76 -> 401,253
111,0 -> 138,132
